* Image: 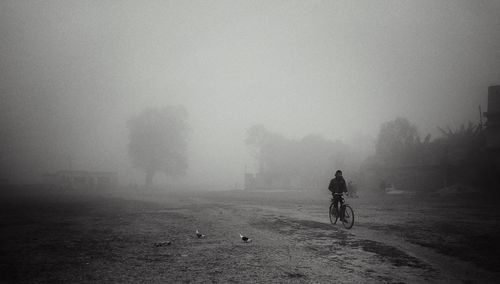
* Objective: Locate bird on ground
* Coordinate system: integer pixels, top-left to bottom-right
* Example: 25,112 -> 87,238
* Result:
239,233 -> 252,243
196,229 -> 206,238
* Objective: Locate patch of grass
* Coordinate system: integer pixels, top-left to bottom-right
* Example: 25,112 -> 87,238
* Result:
367,220 -> 500,272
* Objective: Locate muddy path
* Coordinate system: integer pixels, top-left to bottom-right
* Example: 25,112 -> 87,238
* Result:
182,191 -> 500,283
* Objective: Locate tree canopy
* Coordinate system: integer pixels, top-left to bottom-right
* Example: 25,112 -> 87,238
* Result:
127,106 -> 189,187
375,117 -> 422,164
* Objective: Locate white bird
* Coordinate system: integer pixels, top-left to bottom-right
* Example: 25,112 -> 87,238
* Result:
239,233 -> 252,243
196,229 -> 206,238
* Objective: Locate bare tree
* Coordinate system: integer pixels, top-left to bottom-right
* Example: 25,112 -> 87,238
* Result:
127,106 -> 189,187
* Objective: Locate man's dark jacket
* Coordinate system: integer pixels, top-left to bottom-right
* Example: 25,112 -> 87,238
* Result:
328,177 -> 347,194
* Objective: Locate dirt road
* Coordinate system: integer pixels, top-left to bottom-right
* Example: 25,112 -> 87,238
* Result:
1,188 -> 499,283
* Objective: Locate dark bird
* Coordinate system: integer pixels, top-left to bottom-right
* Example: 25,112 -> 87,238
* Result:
240,233 -> 252,243
196,229 -> 206,238
154,241 -> 171,247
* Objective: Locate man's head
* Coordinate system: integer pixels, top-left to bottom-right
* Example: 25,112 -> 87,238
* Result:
335,170 -> 342,177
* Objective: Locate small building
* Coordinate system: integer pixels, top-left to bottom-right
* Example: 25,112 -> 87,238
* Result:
484,86 -> 500,149
244,172 -> 303,191
484,85 -> 500,179
43,170 -> 118,190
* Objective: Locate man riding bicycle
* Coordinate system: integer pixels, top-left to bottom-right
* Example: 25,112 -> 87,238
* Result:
328,170 -> 348,222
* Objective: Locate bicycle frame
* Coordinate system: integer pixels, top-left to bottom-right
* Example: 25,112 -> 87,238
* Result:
329,194 -> 354,229
331,194 -> 346,217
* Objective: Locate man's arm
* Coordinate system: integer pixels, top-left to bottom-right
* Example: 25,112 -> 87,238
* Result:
328,179 -> 334,193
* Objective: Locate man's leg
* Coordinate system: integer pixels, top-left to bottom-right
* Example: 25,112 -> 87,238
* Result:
332,195 -> 338,216
330,196 -> 335,215
339,197 -> 345,221
335,195 -> 341,217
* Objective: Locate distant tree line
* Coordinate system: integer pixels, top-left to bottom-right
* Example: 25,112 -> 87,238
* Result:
364,117 -> 491,192
245,125 -> 353,189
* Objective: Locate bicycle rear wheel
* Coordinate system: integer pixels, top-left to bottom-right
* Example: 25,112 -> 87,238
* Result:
341,205 -> 354,229
329,203 -> 338,224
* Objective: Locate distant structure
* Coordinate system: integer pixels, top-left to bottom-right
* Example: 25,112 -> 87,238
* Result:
244,172 -> 305,191
484,86 -> 500,149
484,85 -> 500,175
43,170 -> 118,190
244,172 -> 269,190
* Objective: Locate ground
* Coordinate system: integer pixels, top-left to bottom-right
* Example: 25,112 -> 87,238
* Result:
1,186 -> 499,283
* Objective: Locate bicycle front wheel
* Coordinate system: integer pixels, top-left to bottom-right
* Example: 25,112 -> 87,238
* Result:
341,205 -> 355,229
329,203 -> 338,224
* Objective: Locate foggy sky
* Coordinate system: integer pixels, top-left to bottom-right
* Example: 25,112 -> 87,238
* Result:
1,0 -> 500,186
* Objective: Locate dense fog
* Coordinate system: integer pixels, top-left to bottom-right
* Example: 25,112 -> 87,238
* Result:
1,0 -> 500,187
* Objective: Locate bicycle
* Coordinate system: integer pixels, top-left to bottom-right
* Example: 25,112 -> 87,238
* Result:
329,193 -> 355,229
